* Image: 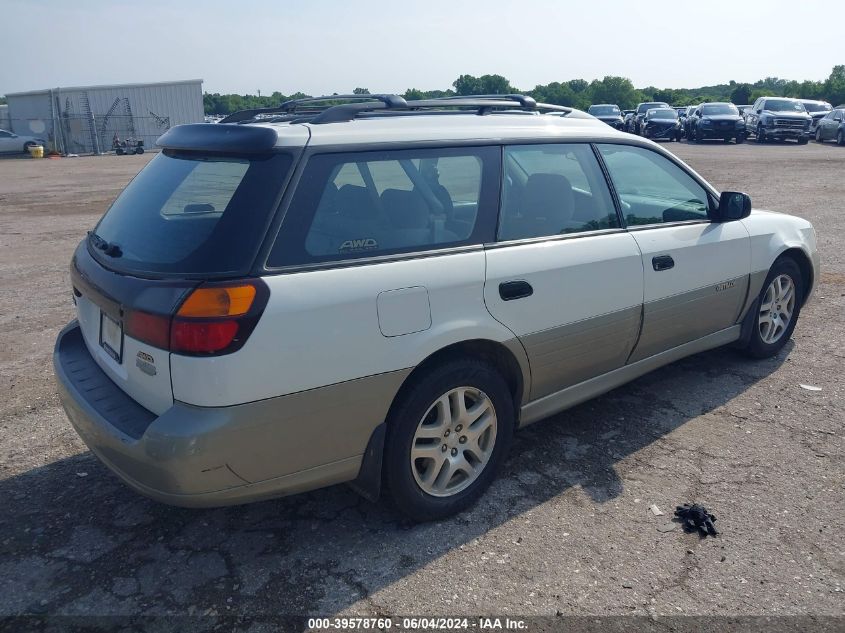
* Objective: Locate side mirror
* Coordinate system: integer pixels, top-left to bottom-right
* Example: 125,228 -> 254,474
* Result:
716,191 -> 751,221
756,109 -> 762,114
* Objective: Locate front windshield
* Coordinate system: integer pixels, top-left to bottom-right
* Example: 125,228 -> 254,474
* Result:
802,102 -> 832,113
701,104 -> 739,116
638,102 -> 668,114
764,99 -> 806,113
649,109 -> 677,119
589,105 -> 621,116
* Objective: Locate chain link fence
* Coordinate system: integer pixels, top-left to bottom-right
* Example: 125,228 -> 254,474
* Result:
4,115 -> 171,155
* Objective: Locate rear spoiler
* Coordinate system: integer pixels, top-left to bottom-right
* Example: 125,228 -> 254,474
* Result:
156,124 -> 278,153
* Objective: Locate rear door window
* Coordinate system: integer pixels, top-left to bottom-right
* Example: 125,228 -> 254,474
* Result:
268,146 -> 500,266
92,150 -> 293,276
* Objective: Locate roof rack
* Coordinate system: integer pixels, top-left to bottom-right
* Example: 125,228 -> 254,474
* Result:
218,94 -> 408,124
219,93 -> 573,125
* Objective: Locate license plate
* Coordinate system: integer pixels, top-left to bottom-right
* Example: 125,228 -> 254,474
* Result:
100,312 -> 123,363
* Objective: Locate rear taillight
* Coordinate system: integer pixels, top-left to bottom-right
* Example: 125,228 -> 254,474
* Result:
123,279 -> 268,356
124,311 -> 171,350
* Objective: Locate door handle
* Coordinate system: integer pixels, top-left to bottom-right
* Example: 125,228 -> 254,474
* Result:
652,255 -> 675,271
499,280 -> 533,301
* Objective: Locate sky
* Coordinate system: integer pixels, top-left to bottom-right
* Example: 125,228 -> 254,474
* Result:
1,0 -> 840,97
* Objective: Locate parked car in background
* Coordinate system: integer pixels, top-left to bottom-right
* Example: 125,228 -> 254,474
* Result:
51,93 -> 819,520
641,108 -> 683,141
622,110 -> 637,132
814,107 -> 845,145
682,105 -> 698,138
799,99 -> 833,136
632,101 -> 671,135
0,128 -> 47,154
687,102 -> 745,143
587,104 -> 625,129
744,97 -> 811,144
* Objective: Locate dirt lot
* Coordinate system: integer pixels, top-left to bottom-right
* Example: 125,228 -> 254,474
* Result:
0,142 -> 843,626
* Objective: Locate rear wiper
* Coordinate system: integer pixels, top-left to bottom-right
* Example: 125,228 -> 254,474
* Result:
88,231 -> 123,258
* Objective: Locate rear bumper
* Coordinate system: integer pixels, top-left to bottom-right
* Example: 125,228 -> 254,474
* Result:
54,321 -> 405,507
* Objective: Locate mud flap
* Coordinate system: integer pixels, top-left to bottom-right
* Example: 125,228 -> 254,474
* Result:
347,422 -> 385,502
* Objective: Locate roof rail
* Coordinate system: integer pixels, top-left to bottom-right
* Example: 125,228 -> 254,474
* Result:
219,93 -> 573,125
309,95 -> 571,124
218,94 -> 408,124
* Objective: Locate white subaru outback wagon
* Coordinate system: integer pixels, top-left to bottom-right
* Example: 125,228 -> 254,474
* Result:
54,94 -> 819,521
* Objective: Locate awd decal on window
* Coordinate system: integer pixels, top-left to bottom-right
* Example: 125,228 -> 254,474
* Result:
339,238 -> 378,252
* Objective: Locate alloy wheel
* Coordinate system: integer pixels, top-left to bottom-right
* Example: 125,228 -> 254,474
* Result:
410,386 -> 498,497
758,274 -> 796,345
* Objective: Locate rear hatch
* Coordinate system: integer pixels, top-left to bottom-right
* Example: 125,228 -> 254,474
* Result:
72,134 -> 295,415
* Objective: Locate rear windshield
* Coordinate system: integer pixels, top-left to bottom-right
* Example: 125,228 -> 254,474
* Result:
91,151 -> 292,276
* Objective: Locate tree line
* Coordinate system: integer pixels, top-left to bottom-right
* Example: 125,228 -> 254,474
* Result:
203,66 -> 845,115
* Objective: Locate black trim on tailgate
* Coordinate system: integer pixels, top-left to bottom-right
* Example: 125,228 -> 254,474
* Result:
71,242 -> 197,322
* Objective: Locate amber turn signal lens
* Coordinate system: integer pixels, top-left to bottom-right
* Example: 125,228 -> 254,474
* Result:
177,284 -> 257,318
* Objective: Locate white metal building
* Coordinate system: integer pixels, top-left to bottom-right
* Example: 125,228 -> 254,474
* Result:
5,79 -> 203,154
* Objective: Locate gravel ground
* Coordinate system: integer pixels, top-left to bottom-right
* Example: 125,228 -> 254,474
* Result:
0,142 -> 843,627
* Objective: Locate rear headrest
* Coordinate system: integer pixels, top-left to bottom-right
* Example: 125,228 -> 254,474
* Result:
336,185 -> 377,221
521,173 -> 575,224
381,189 -> 430,229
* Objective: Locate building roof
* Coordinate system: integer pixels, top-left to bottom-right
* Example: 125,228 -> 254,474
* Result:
5,79 -> 203,98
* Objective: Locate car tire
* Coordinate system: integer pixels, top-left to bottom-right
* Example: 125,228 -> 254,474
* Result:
815,128 -> 823,143
756,125 -> 766,143
740,257 -> 803,360
23,141 -> 36,154
837,130 -> 844,146
136,147 -> 144,155
798,136 -> 808,145
735,133 -> 745,144
724,136 -> 731,143
383,359 -> 515,522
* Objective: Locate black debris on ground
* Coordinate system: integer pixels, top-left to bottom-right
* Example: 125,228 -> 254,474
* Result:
675,503 -> 718,537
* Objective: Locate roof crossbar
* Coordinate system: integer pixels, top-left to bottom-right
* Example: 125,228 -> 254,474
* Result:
219,93 -> 573,125
218,94 -> 408,124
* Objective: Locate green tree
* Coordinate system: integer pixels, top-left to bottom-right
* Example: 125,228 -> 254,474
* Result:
588,76 -> 641,109
823,65 -> 845,105
403,88 -> 426,100
730,83 -> 752,104
452,74 -> 482,95
452,74 -> 514,95
352,87 -> 370,95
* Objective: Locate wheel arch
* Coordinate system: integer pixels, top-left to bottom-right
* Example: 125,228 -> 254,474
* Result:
348,338 -> 530,502
391,338 -> 529,424
776,247 -> 814,307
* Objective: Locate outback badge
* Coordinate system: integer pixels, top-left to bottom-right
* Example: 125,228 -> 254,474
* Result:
136,351 -> 157,376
